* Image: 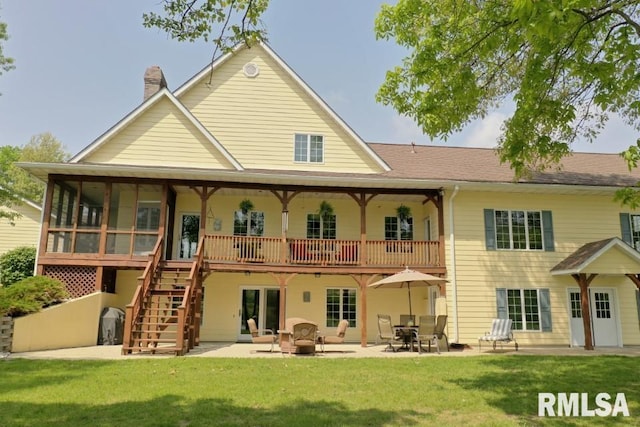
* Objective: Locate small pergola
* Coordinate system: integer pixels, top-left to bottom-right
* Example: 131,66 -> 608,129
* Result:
551,237 -> 640,350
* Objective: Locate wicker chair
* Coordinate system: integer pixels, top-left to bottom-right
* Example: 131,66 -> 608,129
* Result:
318,319 -> 349,351
247,318 -> 277,352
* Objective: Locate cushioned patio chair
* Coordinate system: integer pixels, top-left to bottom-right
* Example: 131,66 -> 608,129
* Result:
377,314 -> 404,352
318,319 -> 349,351
247,318 -> 277,352
289,321 -> 318,355
478,318 -> 518,351
434,315 -> 450,352
413,315 -> 439,354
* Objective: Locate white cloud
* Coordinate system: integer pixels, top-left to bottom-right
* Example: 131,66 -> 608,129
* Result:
461,112 -> 507,149
389,114 -> 432,144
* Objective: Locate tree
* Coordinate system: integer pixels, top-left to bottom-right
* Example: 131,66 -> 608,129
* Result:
0,12 -> 15,85
0,133 -> 70,222
374,1 -> 640,177
9,133 -> 70,203
0,145 -> 21,222
142,0 -> 268,54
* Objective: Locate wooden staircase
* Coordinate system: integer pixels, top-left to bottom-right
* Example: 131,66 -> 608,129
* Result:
122,237 -> 204,356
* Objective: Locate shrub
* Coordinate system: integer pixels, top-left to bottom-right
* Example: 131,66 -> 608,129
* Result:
0,246 -> 36,286
0,276 -> 69,317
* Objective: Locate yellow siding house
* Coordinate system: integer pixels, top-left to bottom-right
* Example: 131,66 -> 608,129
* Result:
16,43 -> 640,354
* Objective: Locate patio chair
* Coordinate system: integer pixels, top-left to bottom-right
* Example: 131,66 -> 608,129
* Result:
289,321 -> 318,355
376,314 -> 404,352
478,318 -> 518,351
413,315 -> 439,354
434,315 -> 450,352
318,319 -> 349,352
247,318 -> 277,352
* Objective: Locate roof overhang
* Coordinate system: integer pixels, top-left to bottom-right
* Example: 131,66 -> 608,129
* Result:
551,237 -> 640,276
16,162 -> 629,195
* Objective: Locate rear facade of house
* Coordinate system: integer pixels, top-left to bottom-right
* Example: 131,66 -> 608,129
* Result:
17,43 -> 640,354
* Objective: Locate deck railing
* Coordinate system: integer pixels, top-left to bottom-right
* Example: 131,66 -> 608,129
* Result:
202,235 -> 440,267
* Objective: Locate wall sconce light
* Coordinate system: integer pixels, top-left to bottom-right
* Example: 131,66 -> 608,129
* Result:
303,291 -> 311,303
314,272 -> 321,278
244,271 -> 251,276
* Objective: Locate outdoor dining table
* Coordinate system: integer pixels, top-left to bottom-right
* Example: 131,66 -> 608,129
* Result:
393,325 -> 418,351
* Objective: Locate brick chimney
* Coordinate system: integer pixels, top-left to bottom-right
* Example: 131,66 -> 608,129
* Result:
143,65 -> 167,101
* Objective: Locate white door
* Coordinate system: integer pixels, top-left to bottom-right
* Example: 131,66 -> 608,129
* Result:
568,288 -> 619,347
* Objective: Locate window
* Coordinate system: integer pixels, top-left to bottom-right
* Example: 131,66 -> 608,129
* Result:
294,133 -> 324,163
506,289 -> 541,331
494,210 -> 543,250
233,211 -> 264,236
306,213 -> 336,239
628,214 -> 640,250
385,216 -> 413,241
485,209 -> 554,251
326,288 -> 356,328
497,288 -> 551,332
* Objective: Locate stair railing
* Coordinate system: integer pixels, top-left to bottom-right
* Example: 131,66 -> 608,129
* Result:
176,235 -> 205,354
122,236 -> 164,353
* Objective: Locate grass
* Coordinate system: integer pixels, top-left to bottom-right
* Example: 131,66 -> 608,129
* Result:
0,355 -> 637,426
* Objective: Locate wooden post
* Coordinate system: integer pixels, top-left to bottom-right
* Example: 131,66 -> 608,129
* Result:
573,273 -> 596,350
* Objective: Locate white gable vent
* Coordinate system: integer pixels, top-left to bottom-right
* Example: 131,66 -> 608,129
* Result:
243,62 -> 260,78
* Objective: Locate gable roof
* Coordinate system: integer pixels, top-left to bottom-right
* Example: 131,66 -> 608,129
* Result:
550,237 -> 640,275
370,143 -> 640,187
174,42 -> 390,172
69,88 -> 243,170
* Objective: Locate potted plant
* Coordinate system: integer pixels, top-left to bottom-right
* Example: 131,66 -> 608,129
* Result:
239,199 -> 254,215
318,200 -> 334,222
396,204 -> 411,221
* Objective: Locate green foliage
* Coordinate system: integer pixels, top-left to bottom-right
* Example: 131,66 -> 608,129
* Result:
0,132 -> 69,221
0,275 -> 68,317
318,200 -> 334,221
375,1 -> 640,178
143,0 -> 269,54
9,132 -> 70,203
0,15 -> 14,78
0,246 -> 36,286
0,145 -> 21,222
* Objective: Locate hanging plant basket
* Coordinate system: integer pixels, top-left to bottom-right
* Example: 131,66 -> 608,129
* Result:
239,199 -> 254,215
396,204 -> 411,221
318,200 -> 335,221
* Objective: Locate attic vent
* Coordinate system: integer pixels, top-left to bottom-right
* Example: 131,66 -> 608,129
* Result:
243,62 -> 260,78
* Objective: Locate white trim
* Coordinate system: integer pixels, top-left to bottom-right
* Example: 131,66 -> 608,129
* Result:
174,42 -> 391,172
70,88 -> 244,171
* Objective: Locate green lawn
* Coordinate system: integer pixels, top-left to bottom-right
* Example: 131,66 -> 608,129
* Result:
0,355 -> 636,426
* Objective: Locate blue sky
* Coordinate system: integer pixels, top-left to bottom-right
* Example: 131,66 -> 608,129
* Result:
0,1 -> 636,157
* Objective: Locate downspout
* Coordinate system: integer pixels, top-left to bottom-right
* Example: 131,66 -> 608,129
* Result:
448,185 -> 460,343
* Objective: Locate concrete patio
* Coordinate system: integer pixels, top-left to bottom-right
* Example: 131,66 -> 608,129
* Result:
6,342 -> 640,360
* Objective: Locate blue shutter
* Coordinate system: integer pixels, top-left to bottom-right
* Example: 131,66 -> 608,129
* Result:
620,213 -> 632,246
539,288 -> 552,332
484,209 -> 496,250
542,211 -> 554,252
496,288 -> 508,319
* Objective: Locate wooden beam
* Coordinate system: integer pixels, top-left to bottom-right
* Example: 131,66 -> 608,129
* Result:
625,273 -> 640,290
572,273 -> 597,350
350,273 -> 380,347
268,272 -> 297,330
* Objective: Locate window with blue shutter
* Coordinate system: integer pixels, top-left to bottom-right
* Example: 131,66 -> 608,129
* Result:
496,288 -> 551,332
484,209 -> 554,251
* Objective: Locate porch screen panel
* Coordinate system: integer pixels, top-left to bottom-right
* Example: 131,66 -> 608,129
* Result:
46,181 -> 78,253
74,182 -> 105,254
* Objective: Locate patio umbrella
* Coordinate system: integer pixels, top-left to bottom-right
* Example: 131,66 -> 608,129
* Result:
368,267 -> 448,317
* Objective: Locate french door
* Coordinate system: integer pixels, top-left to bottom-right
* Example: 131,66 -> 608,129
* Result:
178,213 -> 200,259
569,288 -> 619,347
239,287 -> 280,341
